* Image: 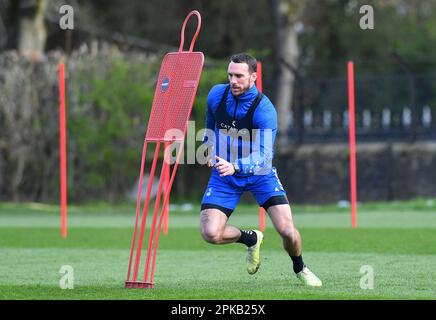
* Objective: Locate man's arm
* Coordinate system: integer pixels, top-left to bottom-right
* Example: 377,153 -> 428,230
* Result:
203,103 -> 216,167
202,94 -> 216,144
202,85 -> 226,167
215,156 -> 235,176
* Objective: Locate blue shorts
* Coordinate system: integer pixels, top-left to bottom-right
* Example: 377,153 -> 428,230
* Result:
201,167 -> 289,217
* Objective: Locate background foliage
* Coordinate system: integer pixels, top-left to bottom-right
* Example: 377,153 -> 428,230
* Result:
1,0 -> 436,202
0,48 -> 227,202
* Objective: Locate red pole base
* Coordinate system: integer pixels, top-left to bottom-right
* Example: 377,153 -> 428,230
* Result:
125,281 -> 154,289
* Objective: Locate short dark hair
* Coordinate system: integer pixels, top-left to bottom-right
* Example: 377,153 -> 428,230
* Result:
230,53 -> 257,73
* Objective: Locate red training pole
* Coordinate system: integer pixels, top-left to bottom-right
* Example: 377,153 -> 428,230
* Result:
132,142 -> 161,281
163,141 -> 170,235
150,140 -> 186,283
143,159 -> 168,282
126,140 -> 149,281
256,61 -> 265,232
347,61 -> 357,228
256,61 -> 263,92
59,62 -> 67,239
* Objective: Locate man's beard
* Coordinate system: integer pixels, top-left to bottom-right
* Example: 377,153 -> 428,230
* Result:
231,83 -> 250,96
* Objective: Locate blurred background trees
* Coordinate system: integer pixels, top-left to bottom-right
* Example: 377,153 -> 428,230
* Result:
0,0 -> 435,202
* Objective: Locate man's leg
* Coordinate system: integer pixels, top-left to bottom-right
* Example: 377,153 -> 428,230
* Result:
266,204 -> 302,258
200,208 -> 240,244
200,208 -> 263,274
267,204 -> 322,287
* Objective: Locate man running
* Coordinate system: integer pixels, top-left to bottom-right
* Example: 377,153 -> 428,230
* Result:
200,53 -> 322,287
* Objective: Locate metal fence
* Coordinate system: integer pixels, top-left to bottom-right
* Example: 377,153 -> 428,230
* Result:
287,72 -> 436,143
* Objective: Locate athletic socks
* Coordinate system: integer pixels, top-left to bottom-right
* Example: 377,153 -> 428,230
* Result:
291,255 -> 305,274
236,230 -> 305,273
236,229 -> 257,247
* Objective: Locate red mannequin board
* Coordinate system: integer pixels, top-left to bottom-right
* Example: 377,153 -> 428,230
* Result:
125,10 -> 204,289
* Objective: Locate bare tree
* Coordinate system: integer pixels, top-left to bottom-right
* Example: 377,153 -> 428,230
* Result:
270,0 -> 307,148
0,1 -> 7,48
17,0 -> 49,59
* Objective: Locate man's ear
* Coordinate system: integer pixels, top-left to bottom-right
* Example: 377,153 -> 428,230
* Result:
251,72 -> 258,84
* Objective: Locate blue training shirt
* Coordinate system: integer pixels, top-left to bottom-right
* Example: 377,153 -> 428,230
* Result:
202,84 -> 277,176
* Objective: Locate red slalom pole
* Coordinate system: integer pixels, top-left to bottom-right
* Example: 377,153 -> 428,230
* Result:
150,140 -> 186,283
126,140 -> 149,281
256,61 -> 263,92
132,142 -> 161,281
59,62 -> 67,239
256,62 -> 265,232
163,141 -> 170,235
347,61 -> 357,228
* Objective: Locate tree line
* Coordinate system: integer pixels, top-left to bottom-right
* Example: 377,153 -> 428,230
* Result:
1,0 -> 436,202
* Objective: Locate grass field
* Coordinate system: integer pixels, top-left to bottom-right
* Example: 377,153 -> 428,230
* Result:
0,199 -> 435,300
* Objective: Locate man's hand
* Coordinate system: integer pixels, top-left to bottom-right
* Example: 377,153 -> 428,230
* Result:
215,156 -> 235,177
205,145 -> 214,167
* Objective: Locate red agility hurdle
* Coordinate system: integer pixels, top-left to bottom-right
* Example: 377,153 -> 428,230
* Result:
125,10 -> 204,289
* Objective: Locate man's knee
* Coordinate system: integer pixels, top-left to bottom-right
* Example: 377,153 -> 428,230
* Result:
200,209 -> 227,244
200,227 -> 223,244
267,204 -> 299,241
277,226 -> 299,242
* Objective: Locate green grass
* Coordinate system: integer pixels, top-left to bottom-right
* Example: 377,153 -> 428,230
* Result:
0,200 -> 435,300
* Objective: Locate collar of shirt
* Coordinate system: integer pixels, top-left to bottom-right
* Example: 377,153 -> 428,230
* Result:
228,85 -> 259,118
231,84 -> 258,103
